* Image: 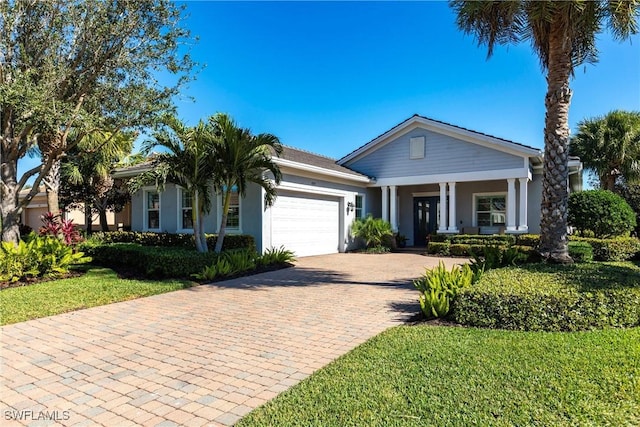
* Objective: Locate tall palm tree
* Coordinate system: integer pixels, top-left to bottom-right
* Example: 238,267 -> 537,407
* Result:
450,0 -> 639,263
570,110 -> 640,191
209,113 -> 283,253
134,116 -> 216,253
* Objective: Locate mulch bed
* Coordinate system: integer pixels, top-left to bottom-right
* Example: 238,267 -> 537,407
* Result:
0,270 -> 85,290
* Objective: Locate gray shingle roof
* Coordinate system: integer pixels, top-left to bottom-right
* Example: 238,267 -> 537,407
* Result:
276,145 -> 370,178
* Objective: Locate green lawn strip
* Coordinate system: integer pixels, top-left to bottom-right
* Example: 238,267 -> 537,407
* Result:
239,325 -> 640,427
0,267 -> 194,325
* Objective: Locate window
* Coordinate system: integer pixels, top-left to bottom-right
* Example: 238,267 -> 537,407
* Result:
355,195 -> 364,218
476,195 -> 506,227
226,189 -> 240,229
180,190 -> 193,230
146,191 -> 160,230
410,136 -> 425,159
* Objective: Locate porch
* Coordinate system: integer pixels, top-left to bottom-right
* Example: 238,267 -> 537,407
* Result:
372,178 -> 536,247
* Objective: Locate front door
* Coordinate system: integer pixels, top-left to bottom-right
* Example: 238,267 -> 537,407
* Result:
413,197 -> 440,246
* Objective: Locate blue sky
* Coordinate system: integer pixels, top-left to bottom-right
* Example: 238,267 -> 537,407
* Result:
19,1 -> 640,177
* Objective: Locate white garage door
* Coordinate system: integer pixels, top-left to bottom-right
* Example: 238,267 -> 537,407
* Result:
270,191 -> 340,257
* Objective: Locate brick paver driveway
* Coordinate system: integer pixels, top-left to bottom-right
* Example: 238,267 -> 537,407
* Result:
1,253 -> 461,426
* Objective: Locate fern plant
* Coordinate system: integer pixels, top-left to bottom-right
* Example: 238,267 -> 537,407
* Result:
258,246 -> 296,266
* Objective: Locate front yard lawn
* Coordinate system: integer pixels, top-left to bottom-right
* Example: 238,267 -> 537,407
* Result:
0,267 -> 194,325
239,325 -> 640,427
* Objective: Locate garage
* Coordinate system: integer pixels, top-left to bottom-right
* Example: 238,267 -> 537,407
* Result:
270,191 -> 341,257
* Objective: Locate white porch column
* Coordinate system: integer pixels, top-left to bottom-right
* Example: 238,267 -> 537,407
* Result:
389,185 -> 398,232
518,178 -> 529,232
381,186 -> 389,223
506,178 -> 517,232
447,182 -> 458,232
438,182 -> 447,232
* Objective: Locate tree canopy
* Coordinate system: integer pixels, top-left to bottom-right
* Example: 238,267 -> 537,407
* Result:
570,110 -> 640,191
1,0 -> 195,243
450,0 -> 639,263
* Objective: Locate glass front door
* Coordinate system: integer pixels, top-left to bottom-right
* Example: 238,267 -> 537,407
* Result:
413,197 -> 440,246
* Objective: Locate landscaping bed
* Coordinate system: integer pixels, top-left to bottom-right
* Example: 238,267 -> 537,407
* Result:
238,325 -> 640,427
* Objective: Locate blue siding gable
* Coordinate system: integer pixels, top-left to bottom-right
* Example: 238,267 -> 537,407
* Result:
345,127 -> 524,179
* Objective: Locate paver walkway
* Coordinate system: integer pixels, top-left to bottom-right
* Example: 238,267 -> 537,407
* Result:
1,253 -> 461,426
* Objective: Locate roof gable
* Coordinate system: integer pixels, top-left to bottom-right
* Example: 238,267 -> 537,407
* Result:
338,114 -> 541,165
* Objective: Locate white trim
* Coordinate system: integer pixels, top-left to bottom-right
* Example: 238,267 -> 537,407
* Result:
506,179 -> 517,231
142,187 -> 161,232
518,178 -> 529,232
274,158 -> 371,183
339,116 -> 541,164
373,167 -> 529,187
217,189 -> 242,234
354,193 -> 366,219
277,181 -> 351,197
472,192 -> 508,228
438,183 -> 447,232
389,185 -> 398,231
176,187 -> 194,234
447,182 -> 458,232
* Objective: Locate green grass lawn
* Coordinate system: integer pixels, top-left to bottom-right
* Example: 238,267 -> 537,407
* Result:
0,267 -> 194,325
239,325 -> 640,427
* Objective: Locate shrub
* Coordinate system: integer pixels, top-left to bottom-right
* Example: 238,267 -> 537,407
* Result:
568,190 -> 636,238
413,262 -> 474,319
426,241 -> 450,256
453,262 -> 640,331
84,243 -> 217,278
90,231 -> 255,252
567,241 -> 594,263
448,234 -> 516,246
258,246 -> 296,266
0,235 -> 90,282
223,248 -> 258,275
515,234 -> 540,247
351,215 -> 393,249
570,236 -> 640,261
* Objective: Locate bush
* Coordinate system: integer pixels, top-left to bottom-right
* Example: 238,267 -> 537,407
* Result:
567,241 -> 594,263
84,243 -> 217,278
426,241 -> 450,256
258,246 -> 296,267
453,262 -> 640,331
0,235 -> 90,283
568,190 -> 636,238
351,215 -> 393,249
570,236 -> 640,261
515,234 -> 540,247
448,234 -> 516,246
90,231 -> 255,252
413,262 -> 474,319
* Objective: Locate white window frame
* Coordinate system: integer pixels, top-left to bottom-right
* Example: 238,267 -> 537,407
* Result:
410,136 -> 426,159
177,187 -> 194,233
217,188 -> 242,234
472,192 -> 508,228
143,187 -> 161,231
354,194 -> 366,219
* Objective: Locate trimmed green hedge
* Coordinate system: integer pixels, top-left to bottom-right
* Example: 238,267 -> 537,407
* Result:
453,262 -> 640,331
570,237 -> 640,262
82,243 -> 218,278
90,231 -> 255,252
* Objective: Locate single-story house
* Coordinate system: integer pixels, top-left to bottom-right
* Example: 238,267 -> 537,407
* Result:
113,115 -> 583,257
18,187 -> 130,232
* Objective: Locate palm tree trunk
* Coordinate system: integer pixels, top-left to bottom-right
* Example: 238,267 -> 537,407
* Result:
43,159 -> 61,217
538,23 -> 574,264
192,188 -> 207,253
214,188 -> 231,253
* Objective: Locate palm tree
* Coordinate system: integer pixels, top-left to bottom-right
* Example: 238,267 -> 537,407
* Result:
450,0 -> 639,263
570,110 -> 640,191
134,116 -> 216,253
62,130 -> 135,233
209,113 -> 283,253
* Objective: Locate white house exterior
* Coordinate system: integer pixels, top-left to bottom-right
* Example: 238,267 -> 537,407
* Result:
115,115 -> 582,256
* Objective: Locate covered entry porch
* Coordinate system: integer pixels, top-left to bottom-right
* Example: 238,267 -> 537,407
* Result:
373,174 -> 535,247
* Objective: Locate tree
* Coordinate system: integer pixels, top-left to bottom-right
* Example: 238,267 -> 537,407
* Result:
209,113 -> 283,253
450,1 -> 639,263
570,110 -> 640,191
132,116 -> 216,253
1,0 -> 194,244
60,131 -> 135,233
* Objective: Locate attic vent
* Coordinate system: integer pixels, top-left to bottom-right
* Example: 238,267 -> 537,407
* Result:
410,136 -> 425,159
